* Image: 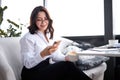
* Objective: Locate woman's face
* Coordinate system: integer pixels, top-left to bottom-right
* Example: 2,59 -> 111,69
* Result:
36,11 -> 49,33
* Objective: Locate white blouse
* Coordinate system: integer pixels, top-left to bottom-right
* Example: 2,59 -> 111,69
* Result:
20,31 -> 65,69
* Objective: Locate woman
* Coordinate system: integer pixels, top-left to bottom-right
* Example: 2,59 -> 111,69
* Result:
20,5 -> 92,80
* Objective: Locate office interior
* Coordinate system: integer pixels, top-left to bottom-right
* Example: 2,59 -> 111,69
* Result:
0,0 -> 120,80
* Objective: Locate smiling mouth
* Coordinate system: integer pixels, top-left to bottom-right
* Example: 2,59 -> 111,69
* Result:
40,25 -> 45,27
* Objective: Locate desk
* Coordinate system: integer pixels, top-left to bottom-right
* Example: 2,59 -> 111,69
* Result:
77,47 -> 120,57
77,46 -> 120,80
77,49 -> 120,57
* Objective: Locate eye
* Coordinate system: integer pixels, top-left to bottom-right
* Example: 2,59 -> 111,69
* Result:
36,18 -> 42,21
44,17 -> 48,20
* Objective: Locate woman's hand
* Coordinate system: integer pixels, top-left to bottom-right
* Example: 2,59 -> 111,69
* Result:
40,41 -> 61,57
48,40 -> 61,54
65,51 -> 79,62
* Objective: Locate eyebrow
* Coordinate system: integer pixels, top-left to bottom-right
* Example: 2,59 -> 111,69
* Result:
37,17 -> 47,19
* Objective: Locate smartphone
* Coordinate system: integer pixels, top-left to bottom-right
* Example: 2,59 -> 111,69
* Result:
53,40 -> 61,46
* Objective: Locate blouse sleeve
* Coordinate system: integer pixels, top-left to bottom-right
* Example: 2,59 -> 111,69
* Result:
50,49 -> 65,62
20,37 -> 44,69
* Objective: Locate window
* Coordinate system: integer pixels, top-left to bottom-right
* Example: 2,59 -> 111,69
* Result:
46,0 -> 104,37
1,0 -> 43,35
1,0 -> 104,37
112,0 -> 120,35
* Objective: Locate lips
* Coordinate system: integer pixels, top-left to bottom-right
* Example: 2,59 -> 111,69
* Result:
40,25 -> 45,27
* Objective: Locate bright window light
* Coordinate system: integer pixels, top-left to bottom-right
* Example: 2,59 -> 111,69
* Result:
112,0 -> 120,35
1,0 -> 43,36
1,0 -> 104,37
46,0 -> 104,37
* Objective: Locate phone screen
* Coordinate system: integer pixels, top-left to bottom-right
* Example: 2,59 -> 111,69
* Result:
53,40 -> 61,46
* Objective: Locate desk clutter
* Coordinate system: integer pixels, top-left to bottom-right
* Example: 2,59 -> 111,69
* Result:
95,43 -> 120,52
76,56 -> 109,70
107,43 -> 120,48
59,38 -> 109,70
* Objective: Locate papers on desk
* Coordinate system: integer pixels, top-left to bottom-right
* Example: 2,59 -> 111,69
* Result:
108,43 -> 120,48
91,48 -> 119,52
77,48 -> 120,57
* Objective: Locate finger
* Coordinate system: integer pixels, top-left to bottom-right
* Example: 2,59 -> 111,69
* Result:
49,48 -> 58,54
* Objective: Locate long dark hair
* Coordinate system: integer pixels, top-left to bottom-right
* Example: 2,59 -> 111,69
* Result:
28,6 -> 54,39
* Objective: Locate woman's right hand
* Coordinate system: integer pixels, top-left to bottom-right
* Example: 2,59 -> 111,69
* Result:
40,44 -> 59,57
48,40 -> 61,54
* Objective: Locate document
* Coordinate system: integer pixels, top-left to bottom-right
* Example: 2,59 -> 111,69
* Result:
77,48 -> 120,57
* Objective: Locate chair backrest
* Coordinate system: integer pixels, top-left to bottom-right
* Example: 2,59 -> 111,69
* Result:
0,37 -> 23,80
0,47 -> 16,80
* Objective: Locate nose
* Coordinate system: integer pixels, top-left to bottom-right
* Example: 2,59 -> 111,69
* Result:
41,20 -> 47,24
